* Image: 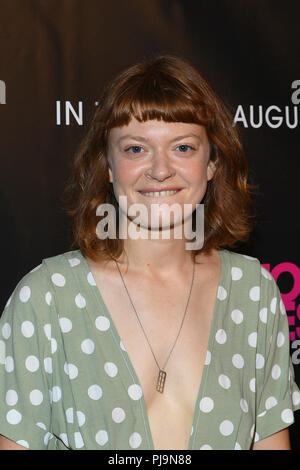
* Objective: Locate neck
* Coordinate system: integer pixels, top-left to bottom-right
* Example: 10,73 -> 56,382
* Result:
120,232 -> 195,278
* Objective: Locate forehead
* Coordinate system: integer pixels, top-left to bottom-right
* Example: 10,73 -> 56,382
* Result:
108,118 -> 207,142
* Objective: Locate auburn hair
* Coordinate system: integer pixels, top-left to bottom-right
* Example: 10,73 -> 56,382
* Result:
62,55 -> 258,263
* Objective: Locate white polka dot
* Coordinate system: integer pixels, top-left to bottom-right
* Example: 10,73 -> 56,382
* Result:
256,354 -> 265,369
270,297 -> 277,314
25,355 -> 40,372
95,430 -> 108,446
67,363 -> 78,380
0,340 -> 5,364
234,442 -> 242,450
261,266 -> 272,280
280,299 -> 286,315
112,407 -> 126,423
6,390 -> 18,406
254,432 -> 260,442
45,292 -> 52,306
231,309 -> 243,325
74,432 -> 84,448
249,286 -> 260,301
95,316 -> 110,331
5,356 -> 14,372
218,374 -> 231,390
51,273 -> 66,287
29,389 -> 43,406
190,426 -> 194,436
6,409 -> 22,425
292,391 -> 300,406
219,420 -> 234,436
199,397 -> 214,413
248,332 -> 257,348
232,354 -> 244,369
277,332 -> 285,348
2,323 -> 11,339
204,350 -> 211,365
36,422 -> 47,430
19,286 -> 31,302
243,255 -> 256,260
16,440 -> 29,448
44,432 -> 53,445
129,432 -> 142,449
44,357 -> 53,374
77,411 -> 86,427
68,257 -> 81,267
66,408 -> 74,423
51,386 -> 62,403
249,378 -> 256,393
43,324 -> 51,340
271,364 -> 281,380
75,293 -> 86,308
59,317 -> 72,333
281,409 -> 294,424
21,321 -> 34,338
257,410 -> 266,417
250,424 -> 255,438
259,308 -> 268,324
128,384 -> 143,400
59,433 -> 69,447
200,444 -> 213,450
87,272 -> 96,286
30,264 -> 42,273
120,340 -> 126,351
104,362 -> 118,377
215,329 -> 227,344
50,338 -> 57,354
88,385 -> 102,400
217,286 -> 227,301
240,399 -> 248,413
265,396 -> 278,410
231,267 -> 243,281
81,339 -> 95,355
218,374 -> 231,389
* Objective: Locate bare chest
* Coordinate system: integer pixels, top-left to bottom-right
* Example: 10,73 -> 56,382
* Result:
87,256 -> 221,449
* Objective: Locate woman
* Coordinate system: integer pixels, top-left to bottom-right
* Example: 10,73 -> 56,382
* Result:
0,55 -> 299,450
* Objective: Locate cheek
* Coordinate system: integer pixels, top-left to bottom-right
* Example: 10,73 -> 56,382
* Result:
180,160 -> 208,184
113,162 -> 143,187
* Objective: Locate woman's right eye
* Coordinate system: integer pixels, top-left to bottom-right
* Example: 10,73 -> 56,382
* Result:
125,145 -> 143,154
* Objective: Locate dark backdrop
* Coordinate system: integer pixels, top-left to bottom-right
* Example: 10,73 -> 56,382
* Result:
0,0 -> 299,448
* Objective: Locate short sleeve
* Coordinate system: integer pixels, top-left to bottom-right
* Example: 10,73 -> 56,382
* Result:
254,266 -> 300,442
0,264 -> 54,449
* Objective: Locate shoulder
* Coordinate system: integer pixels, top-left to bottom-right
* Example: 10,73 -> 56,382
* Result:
2,249 -> 82,316
223,249 -> 274,281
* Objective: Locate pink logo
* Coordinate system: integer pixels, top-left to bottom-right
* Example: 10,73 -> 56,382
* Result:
262,262 -> 300,341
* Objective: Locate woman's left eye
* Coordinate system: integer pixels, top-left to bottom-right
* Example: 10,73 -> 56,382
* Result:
176,145 -> 194,152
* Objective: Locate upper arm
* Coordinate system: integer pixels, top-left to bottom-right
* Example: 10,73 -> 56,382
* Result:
0,434 -> 29,450
251,428 -> 291,450
0,265 -> 53,449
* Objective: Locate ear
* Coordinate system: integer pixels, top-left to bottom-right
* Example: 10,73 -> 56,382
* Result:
207,160 -> 217,181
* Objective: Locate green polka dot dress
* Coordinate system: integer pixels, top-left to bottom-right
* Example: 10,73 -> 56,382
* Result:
0,248 -> 300,450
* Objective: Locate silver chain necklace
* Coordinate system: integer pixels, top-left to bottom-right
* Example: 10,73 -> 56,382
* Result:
114,259 -> 195,393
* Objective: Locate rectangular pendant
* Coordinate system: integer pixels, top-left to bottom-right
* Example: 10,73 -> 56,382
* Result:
156,369 -> 167,393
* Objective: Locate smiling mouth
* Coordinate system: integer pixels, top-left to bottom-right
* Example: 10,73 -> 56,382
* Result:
139,189 -> 182,197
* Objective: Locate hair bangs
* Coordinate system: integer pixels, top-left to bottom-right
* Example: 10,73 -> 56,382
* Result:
106,76 -> 210,130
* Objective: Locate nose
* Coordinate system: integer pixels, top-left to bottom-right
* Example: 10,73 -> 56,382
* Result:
144,149 -> 175,182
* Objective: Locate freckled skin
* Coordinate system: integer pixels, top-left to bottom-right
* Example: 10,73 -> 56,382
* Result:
107,118 -> 216,231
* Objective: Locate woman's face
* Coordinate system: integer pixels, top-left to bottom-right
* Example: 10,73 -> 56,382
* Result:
107,118 -> 216,232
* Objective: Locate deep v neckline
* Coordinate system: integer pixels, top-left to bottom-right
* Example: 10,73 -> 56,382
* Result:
78,249 -> 227,450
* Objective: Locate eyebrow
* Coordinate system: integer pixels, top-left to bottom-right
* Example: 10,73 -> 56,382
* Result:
117,133 -> 202,143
